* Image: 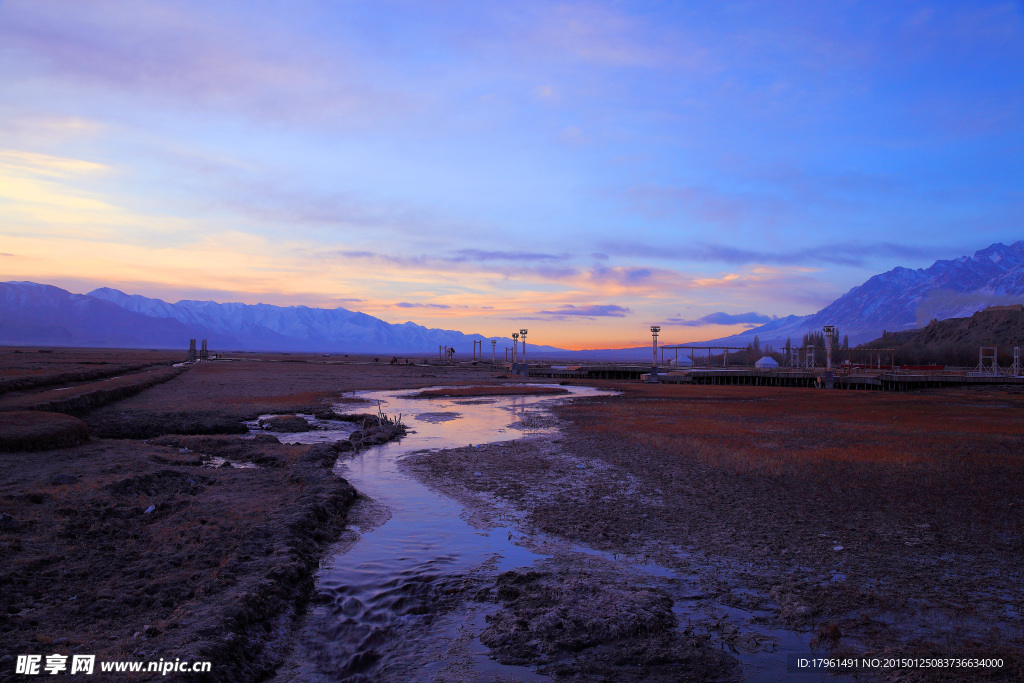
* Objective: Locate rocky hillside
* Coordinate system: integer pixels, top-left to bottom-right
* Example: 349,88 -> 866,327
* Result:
862,305 -> 1024,366
871,305 -> 1024,348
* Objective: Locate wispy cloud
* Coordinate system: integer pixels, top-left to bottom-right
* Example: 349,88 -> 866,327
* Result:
538,304 -> 632,318
446,249 -> 565,262
599,240 -> 938,268
396,301 -> 451,309
316,249 -> 580,282
0,1 -> 414,126
664,311 -> 774,327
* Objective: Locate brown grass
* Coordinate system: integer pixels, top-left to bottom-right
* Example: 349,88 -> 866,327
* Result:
0,347 -> 183,395
0,411 -> 89,451
535,382 -> 1024,667
0,365 -> 187,415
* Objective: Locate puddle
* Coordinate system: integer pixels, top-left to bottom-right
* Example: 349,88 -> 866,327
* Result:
285,385 -> 829,681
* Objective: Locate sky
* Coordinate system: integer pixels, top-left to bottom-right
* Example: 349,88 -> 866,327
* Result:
1,1 -> 1022,349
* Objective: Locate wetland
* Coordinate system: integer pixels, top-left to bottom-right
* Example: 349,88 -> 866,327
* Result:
1,348 -> 1022,681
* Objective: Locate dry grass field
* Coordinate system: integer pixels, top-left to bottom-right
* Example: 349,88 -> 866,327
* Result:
555,383 -> 1024,670
0,347 -> 182,395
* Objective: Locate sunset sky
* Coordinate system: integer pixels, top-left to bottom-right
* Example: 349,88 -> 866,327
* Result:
1,1 -> 1022,349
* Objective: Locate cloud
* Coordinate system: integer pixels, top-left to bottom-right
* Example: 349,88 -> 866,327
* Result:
515,3 -> 689,69
599,240 -> 938,268
665,311 -> 774,327
538,304 -> 632,318
0,1 -> 413,126
318,248 -> 580,282
396,301 -> 451,309
446,249 -> 565,262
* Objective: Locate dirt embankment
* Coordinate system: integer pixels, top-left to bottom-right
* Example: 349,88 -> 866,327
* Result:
0,436 -> 366,682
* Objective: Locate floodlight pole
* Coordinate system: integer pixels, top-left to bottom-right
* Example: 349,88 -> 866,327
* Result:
519,329 -> 528,377
650,326 -> 661,381
823,325 -> 835,370
512,333 -> 519,373
491,339 -> 496,365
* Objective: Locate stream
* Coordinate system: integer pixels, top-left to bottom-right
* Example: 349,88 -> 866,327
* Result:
272,385 -> 827,681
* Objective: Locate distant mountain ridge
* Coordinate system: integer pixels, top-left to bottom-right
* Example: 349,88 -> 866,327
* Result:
0,282 -> 561,354
703,241 -> 1024,347
4,241 -> 1024,355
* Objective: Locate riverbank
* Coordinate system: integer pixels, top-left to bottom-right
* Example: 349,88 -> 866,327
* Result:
402,382 -> 1024,680
0,351 -> 516,681
0,437 -> 356,681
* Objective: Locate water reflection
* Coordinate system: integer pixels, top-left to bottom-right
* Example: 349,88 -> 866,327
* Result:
286,384 -> 611,681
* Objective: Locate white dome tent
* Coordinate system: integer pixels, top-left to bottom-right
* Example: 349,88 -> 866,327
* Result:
754,355 -> 779,368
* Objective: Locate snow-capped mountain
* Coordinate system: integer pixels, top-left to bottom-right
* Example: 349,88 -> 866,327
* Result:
4,241 -> 1023,354
706,241 -> 1024,347
0,282 -> 556,354
0,282 -> 202,348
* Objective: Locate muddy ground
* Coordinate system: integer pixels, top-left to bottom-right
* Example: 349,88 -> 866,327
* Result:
402,382 -> 1024,681
4,349 -> 1023,681
0,350 -> 507,681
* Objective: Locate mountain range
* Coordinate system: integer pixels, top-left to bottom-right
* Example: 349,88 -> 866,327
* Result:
706,241 -> 1024,349
0,282 -> 557,355
2,241 -> 1023,356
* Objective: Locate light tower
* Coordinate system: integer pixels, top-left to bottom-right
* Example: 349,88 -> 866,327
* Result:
650,326 -> 661,380
491,339 -> 497,365
519,328 -> 528,376
512,332 -> 519,372
822,325 -> 835,370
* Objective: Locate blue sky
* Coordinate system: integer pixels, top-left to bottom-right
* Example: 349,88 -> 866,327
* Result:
1,1 -> 1021,347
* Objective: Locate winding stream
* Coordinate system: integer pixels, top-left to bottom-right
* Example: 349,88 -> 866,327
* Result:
275,385 -> 821,681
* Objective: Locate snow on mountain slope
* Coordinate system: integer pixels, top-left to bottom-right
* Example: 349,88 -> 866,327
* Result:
702,241 -> 1024,347
0,282 -> 228,348
85,287 -> 558,353
6,241 -> 1023,354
